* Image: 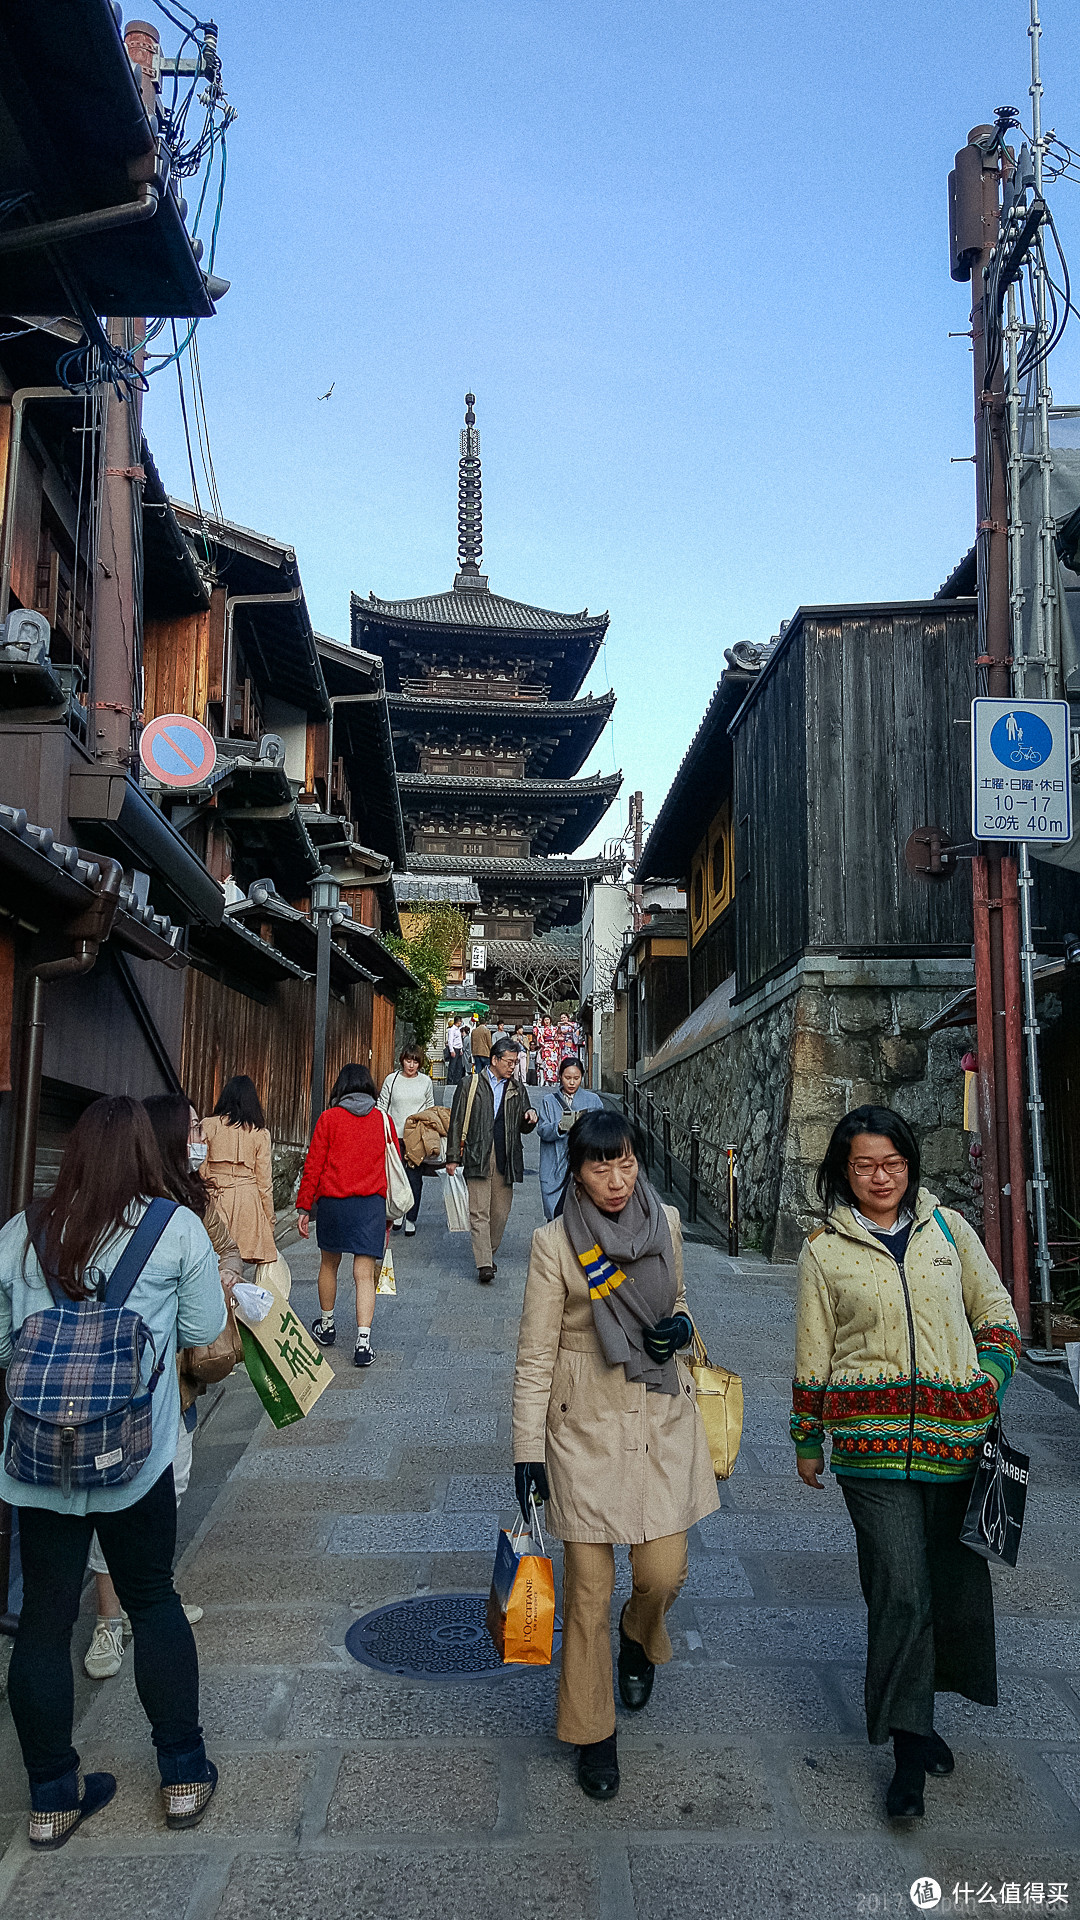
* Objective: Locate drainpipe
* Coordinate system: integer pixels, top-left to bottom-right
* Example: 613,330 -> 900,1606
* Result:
222,589 -> 304,741
0,389 -> 72,621
0,182 -> 159,260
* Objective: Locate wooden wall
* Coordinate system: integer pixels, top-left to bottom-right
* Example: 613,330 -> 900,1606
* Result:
182,966 -> 396,1145
733,634 -> 809,997
144,609 -> 212,725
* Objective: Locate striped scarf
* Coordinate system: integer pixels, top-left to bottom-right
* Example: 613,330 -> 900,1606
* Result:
561,1175 -> 678,1394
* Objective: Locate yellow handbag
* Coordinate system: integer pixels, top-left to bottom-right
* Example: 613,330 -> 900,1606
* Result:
689,1328 -> 744,1479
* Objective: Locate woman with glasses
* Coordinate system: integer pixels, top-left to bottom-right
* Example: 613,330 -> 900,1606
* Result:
791,1106 -> 1020,1823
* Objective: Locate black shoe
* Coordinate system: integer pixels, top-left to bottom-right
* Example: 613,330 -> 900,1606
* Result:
161,1760 -> 218,1830
492,1263 -> 498,1274
310,1316 -> 336,1347
476,1266 -> 495,1284
617,1604 -> 655,1712
923,1729 -> 955,1776
576,1733 -> 619,1800
29,1767 -> 116,1850
353,1343 -> 375,1368
886,1733 -> 925,1818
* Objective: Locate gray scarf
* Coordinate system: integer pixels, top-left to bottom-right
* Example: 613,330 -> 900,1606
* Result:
561,1175 -> 679,1394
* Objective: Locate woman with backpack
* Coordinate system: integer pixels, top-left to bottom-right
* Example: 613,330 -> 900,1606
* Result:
298,1063 -> 398,1368
83,1094 -> 243,1683
0,1095 -> 227,1848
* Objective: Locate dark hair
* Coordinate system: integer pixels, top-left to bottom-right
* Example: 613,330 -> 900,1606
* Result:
144,1092 -> 209,1220
565,1108 -> 643,1180
27,1096 -> 170,1300
399,1045 -> 424,1066
329,1062 -> 376,1104
213,1074 -> 265,1129
490,1038 -> 520,1061
815,1106 -> 920,1217
558,1056 -> 584,1081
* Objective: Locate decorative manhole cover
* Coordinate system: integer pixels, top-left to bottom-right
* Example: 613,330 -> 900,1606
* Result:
345,1593 -> 560,1682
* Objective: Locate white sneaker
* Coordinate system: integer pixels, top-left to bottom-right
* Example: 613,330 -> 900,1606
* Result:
84,1619 -> 125,1680
404,1220 -> 417,1236
182,1602 -> 204,1625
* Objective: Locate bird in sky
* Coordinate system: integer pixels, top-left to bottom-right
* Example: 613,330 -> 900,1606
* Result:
318,382 -> 335,401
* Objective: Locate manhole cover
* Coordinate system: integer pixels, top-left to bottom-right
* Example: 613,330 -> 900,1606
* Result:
345,1593 -> 560,1681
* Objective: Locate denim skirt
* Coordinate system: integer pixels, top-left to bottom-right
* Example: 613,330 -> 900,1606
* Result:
315,1192 -> 386,1257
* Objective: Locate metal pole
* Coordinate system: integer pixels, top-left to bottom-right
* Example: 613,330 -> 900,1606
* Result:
688,1123 -> 700,1224
1018,843 -> 1054,1349
645,1092 -> 655,1171
1030,0 -> 1057,701
310,912 -> 332,1134
728,1147 -> 740,1259
662,1111 -> 672,1193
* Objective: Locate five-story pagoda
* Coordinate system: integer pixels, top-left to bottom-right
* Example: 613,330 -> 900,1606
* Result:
351,396 -> 621,1023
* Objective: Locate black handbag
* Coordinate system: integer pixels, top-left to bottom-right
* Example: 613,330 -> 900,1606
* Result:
960,1414 -> 1029,1567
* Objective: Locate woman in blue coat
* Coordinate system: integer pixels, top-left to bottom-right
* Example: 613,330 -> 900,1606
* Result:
536,1057 -> 605,1219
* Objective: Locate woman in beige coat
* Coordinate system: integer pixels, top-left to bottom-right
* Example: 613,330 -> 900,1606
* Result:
201,1075 -> 277,1266
513,1109 -> 718,1802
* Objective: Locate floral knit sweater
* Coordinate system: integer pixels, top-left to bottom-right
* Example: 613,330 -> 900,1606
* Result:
791,1189 -> 1021,1481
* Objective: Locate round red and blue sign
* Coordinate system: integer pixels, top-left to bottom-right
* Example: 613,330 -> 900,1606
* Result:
139,713 -> 218,788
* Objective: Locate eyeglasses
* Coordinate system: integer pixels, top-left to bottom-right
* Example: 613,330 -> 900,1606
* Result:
849,1155 -> 908,1178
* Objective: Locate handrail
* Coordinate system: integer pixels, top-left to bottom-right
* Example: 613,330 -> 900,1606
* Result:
622,1072 -> 739,1254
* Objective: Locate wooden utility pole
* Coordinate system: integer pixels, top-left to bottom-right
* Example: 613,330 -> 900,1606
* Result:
630,789 -> 644,929
950,126 -> 1031,1329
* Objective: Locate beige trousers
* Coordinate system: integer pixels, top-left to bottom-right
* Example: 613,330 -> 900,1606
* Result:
467,1150 -> 514,1270
557,1530 -> 688,1744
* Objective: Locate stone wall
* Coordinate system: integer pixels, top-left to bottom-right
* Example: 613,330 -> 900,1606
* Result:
635,959 -> 974,1262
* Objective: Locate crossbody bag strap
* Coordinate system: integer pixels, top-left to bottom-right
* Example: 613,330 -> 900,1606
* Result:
933,1206 -> 958,1251
103,1198 -> 179,1309
460,1069 -> 480,1147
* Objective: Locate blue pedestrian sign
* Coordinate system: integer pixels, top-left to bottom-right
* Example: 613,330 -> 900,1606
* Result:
971,697 -> 1072,843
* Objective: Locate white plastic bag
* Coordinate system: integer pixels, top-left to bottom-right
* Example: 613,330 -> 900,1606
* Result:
232,1283 -> 276,1327
376,1244 -> 397,1296
442,1167 -> 471,1233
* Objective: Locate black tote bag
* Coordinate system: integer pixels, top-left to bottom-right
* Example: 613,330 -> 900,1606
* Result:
960,1415 -> 1030,1567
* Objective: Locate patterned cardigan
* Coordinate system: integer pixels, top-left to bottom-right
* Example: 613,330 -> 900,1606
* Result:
791,1190 -> 1021,1481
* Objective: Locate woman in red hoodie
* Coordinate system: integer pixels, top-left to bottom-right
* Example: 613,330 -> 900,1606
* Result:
296,1064 -> 395,1369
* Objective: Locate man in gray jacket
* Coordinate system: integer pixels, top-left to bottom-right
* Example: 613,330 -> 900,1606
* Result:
445,1039 -> 538,1282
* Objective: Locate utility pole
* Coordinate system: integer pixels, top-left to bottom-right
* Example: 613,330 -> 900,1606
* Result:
950,127 -> 1030,1328
630,789 -> 644,929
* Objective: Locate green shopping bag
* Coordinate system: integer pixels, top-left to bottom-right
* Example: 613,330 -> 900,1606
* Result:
238,1302 -> 334,1429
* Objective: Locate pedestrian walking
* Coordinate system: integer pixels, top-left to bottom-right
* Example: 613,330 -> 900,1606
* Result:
378,1045 -> 435,1234
536,1056 -> 604,1220
83,1095 -> 241,1681
511,1027 -> 529,1085
513,1109 -> 718,1801
299,1064 -> 397,1367
792,1105 -> 1021,1820
469,1021 -> 492,1069
201,1075 -> 277,1265
0,1095 -> 226,1845
538,1015 -> 561,1086
445,1039 -> 538,1283
445,1016 -> 465,1086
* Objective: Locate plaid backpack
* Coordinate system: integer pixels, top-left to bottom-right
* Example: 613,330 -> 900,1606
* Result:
5,1198 -> 178,1497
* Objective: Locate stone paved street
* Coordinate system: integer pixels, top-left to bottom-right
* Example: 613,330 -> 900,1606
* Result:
3,1141 -> 1080,1919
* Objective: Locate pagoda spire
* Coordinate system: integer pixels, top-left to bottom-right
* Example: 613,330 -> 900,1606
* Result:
455,392 -> 487,589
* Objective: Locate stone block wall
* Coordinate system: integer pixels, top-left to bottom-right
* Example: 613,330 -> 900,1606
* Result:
635,960 -> 974,1262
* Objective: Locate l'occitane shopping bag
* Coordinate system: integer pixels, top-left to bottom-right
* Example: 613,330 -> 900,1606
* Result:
485,1504 -> 555,1666
238,1300 -> 333,1428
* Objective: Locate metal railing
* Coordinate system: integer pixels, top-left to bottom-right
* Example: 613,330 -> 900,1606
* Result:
622,1072 -> 739,1254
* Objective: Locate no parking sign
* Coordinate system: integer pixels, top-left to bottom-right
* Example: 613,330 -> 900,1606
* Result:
139,713 -> 217,788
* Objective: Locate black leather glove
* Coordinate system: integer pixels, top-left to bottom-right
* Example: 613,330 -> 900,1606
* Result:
514,1461 -> 550,1522
642,1313 -> 694,1364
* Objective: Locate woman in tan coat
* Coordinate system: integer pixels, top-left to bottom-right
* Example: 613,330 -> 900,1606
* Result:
513,1109 -> 718,1802
201,1075 -> 277,1266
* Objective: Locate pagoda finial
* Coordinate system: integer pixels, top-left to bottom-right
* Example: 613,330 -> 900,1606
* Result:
456,391 -> 483,580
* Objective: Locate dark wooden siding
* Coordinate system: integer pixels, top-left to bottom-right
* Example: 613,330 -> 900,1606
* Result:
733,635 -> 809,996
803,608 -> 975,954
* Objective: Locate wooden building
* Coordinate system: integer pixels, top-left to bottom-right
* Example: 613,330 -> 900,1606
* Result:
351,396 -> 619,1024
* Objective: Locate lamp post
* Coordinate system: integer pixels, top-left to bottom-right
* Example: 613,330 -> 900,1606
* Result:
309,867 -> 341,1133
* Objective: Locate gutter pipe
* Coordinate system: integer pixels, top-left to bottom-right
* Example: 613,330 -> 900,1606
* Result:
0,182 -> 159,259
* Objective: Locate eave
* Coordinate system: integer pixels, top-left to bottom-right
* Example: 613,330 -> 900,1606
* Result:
386,688 -> 615,778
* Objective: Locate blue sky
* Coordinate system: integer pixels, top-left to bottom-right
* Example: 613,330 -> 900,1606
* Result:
144,0 -> 1080,852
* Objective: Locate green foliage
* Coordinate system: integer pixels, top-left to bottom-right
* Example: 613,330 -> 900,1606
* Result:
384,904 -> 468,1049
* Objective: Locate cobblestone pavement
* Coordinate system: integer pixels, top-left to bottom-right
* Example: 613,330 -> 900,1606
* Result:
2,1142 -> 1080,1919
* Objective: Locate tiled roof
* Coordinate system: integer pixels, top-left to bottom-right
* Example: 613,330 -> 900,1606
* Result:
387,690 -> 615,719
393,873 -> 482,906
407,853 -> 618,881
356,585 -> 608,634
397,771 -> 622,801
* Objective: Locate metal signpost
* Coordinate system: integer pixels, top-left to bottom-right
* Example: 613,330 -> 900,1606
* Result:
972,698 -> 1071,1355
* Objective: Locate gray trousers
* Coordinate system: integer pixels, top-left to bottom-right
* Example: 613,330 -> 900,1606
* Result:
841,1475 -> 997,1744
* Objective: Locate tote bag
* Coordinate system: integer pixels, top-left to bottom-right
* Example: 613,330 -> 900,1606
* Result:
689,1328 -> 744,1480
380,1112 -> 414,1221
485,1503 -> 555,1666
961,1414 -> 1029,1567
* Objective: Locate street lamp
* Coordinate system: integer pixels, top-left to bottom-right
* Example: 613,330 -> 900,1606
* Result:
309,867 -> 341,1133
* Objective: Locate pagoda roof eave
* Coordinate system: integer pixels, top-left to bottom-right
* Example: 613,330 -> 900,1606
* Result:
351,585 -> 609,638
386,689 -> 615,720
350,593 -> 606,701
406,853 -> 619,884
396,771 -> 622,803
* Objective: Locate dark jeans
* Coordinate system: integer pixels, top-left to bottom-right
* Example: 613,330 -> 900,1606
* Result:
841,1475 -> 996,1744
406,1164 -> 423,1223
8,1466 -> 204,1785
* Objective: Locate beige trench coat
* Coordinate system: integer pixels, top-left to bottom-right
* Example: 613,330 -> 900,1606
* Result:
201,1117 -> 278,1264
513,1207 -> 721,1545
